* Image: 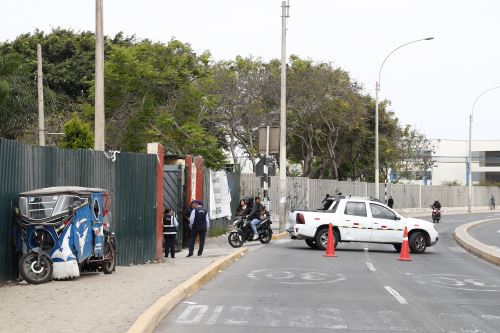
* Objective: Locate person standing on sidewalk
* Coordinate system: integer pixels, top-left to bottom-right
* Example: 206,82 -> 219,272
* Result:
163,208 -> 178,258
387,196 -> 394,209
188,200 -> 210,257
491,194 -> 496,210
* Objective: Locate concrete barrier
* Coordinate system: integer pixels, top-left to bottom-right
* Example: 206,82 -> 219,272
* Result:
454,219 -> 500,266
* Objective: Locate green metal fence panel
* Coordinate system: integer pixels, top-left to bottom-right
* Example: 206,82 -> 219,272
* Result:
0,138 -> 157,282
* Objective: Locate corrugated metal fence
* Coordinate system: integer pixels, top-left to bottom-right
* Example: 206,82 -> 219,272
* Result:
240,173 -> 500,215
0,138 -> 157,282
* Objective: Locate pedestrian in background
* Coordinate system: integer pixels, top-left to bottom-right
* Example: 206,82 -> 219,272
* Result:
188,200 -> 210,257
387,196 -> 394,209
491,194 -> 496,210
163,208 -> 178,258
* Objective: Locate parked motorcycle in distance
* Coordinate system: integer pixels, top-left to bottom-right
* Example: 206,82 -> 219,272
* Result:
432,207 -> 441,223
228,215 -> 273,248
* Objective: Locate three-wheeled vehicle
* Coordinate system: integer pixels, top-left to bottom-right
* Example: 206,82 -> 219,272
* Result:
14,186 -> 117,284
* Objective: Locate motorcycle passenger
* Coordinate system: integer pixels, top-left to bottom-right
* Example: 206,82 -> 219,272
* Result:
235,199 -> 247,217
188,200 -> 210,257
248,196 -> 268,240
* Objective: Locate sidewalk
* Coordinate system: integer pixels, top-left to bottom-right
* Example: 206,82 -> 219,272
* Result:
0,235 -> 260,333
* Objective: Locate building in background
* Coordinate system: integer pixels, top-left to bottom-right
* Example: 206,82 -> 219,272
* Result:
431,139 -> 500,185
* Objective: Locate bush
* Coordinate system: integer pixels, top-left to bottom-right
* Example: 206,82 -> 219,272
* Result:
59,117 -> 94,149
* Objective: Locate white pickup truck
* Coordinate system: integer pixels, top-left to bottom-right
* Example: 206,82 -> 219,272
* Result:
286,195 -> 438,253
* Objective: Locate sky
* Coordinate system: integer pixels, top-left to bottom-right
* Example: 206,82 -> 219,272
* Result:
1,0 -> 500,141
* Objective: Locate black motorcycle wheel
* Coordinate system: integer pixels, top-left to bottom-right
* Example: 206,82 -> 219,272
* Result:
19,252 -> 53,284
102,241 -> 116,274
228,232 -> 244,248
259,230 -> 272,244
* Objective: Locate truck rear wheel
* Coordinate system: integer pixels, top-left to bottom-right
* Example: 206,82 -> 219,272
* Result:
305,239 -> 318,249
315,228 -> 339,251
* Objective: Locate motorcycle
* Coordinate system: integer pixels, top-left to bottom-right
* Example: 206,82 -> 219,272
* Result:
432,207 -> 441,223
228,215 -> 273,248
15,186 -> 117,284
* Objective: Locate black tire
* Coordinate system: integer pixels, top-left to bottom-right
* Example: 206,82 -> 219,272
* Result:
19,252 -> 53,284
228,231 -> 244,248
102,241 -> 116,274
393,244 -> 402,252
305,239 -> 318,249
409,231 -> 427,254
315,227 -> 339,251
259,229 -> 272,244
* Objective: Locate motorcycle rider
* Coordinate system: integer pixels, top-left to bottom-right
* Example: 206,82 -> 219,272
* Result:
247,196 -> 268,240
432,200 -> 441,210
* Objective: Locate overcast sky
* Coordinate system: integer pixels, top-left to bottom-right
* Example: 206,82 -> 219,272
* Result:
2,0 -> 500,140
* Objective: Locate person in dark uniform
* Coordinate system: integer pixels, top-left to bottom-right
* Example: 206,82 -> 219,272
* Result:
163,208 -> 178,258
387,196 -> 394,209
188,200 -> 210,257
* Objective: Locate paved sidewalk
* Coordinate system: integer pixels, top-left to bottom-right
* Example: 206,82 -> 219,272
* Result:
0,236 -> 260,333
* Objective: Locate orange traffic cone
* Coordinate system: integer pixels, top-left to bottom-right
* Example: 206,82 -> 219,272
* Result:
324,223 -> 337,257
398,226 -> 412,261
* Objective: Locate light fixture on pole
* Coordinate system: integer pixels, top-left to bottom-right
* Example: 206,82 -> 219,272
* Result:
374,37 -> 434,199
468,85 -> 500,213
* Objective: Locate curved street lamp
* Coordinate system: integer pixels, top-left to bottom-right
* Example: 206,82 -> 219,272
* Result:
375,37 -> 434,199
467,85 -> 500,212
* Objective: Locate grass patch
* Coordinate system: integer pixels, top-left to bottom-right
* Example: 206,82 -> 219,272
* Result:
208,226 -> 229,238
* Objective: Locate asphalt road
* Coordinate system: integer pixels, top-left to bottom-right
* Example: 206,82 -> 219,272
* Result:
157,212 -> 500,333
468,217 -> 500,248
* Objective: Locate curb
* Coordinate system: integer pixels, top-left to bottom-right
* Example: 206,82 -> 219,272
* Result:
127,247 -> 249,333
454,219 -> 500,266
272,231 -> 288,240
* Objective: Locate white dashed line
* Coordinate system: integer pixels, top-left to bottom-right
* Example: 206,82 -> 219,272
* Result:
366,262 -> 376,272
384,286 -> 407,304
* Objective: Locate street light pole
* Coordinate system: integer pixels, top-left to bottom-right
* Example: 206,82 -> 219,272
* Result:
279,0 -> 289,232
95,0 -> 105,151
468,85 -> 500,213
374,37 -> 434,199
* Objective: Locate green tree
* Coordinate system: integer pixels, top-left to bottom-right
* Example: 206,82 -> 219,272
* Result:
60,117 -> 94,149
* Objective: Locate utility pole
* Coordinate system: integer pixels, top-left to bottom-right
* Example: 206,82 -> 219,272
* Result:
279,0 -> 289,232
37,44 -> 45,146
94,0 -> 105,151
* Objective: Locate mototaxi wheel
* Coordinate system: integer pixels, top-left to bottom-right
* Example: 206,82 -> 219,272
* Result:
228,231 -> 244,248
259,229 -> 273,244
19,252 -> 53,284
102,241 -> 116,274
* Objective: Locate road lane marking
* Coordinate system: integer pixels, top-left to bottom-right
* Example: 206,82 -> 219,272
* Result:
497,230 -> 500,233
206,305 -> 224,325
415,274 -> 500,292
247,268 -> 346,285
366,263 -> 376,272
175,305 -> 208,324
224,306 -> 251,325
384,286 -> 407,304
